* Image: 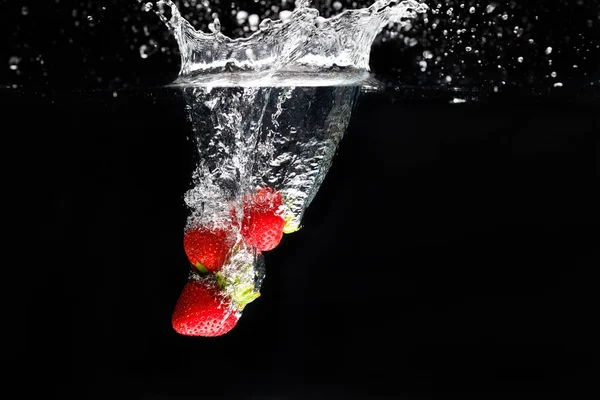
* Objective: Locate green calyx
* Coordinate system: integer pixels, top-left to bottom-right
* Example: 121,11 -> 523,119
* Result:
283,213 -> 301,234
233,285 -> 261,311
216,270 -> 261,311
194,261 -> 209,275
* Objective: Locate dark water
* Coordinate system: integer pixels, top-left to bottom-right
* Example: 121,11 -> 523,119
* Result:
4,85 -> 598,398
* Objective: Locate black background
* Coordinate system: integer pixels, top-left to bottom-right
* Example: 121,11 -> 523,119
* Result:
3,1 -> 599,399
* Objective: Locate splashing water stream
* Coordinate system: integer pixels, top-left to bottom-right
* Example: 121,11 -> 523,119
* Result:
150,0 -> 428,85
158,0 -> 428,334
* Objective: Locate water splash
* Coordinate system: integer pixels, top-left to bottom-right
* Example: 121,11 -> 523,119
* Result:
164,1 -> 426,334
179,84 -> 360,324
150,0 -> 428,85
182,84 -> 360,233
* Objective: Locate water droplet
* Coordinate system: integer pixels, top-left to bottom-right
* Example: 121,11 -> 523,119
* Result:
8,56 -> 21,71
139,44 -> 150,58
517,57 -> 523,63
545,46 -> 553,55
551,71 -> 557,78
279,10 -> 292,22
248,14 -> 260,30
236,10 -> 248,25
332,2 -> 343,11
469,7 -> 476,14
486,4 -> 497,14
465,46 -> 472,52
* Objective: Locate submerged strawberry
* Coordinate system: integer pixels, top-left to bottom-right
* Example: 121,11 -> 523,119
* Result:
172,276 -> 240,337
183,226 -> 235,273
239,187 -> 286,251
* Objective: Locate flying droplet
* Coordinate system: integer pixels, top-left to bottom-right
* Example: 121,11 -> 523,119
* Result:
279,10 -> 292,22
9,56 -> 21,71
139,44 -> 150,58
248,14 -> 260,30
236,10 -> 248,25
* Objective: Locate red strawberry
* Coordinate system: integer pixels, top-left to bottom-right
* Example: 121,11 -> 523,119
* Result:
183,226 -> 235,273
240,187 -> 285,251
172,276 -> 240,337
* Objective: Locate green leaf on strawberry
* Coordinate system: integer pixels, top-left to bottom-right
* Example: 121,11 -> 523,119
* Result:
216,263 -> 261,311
194,261 -> 209,275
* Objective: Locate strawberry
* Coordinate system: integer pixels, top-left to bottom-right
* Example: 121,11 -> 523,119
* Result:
240,187 -> 285,251
172,276 -> 240,337
183,226 -> 235,273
